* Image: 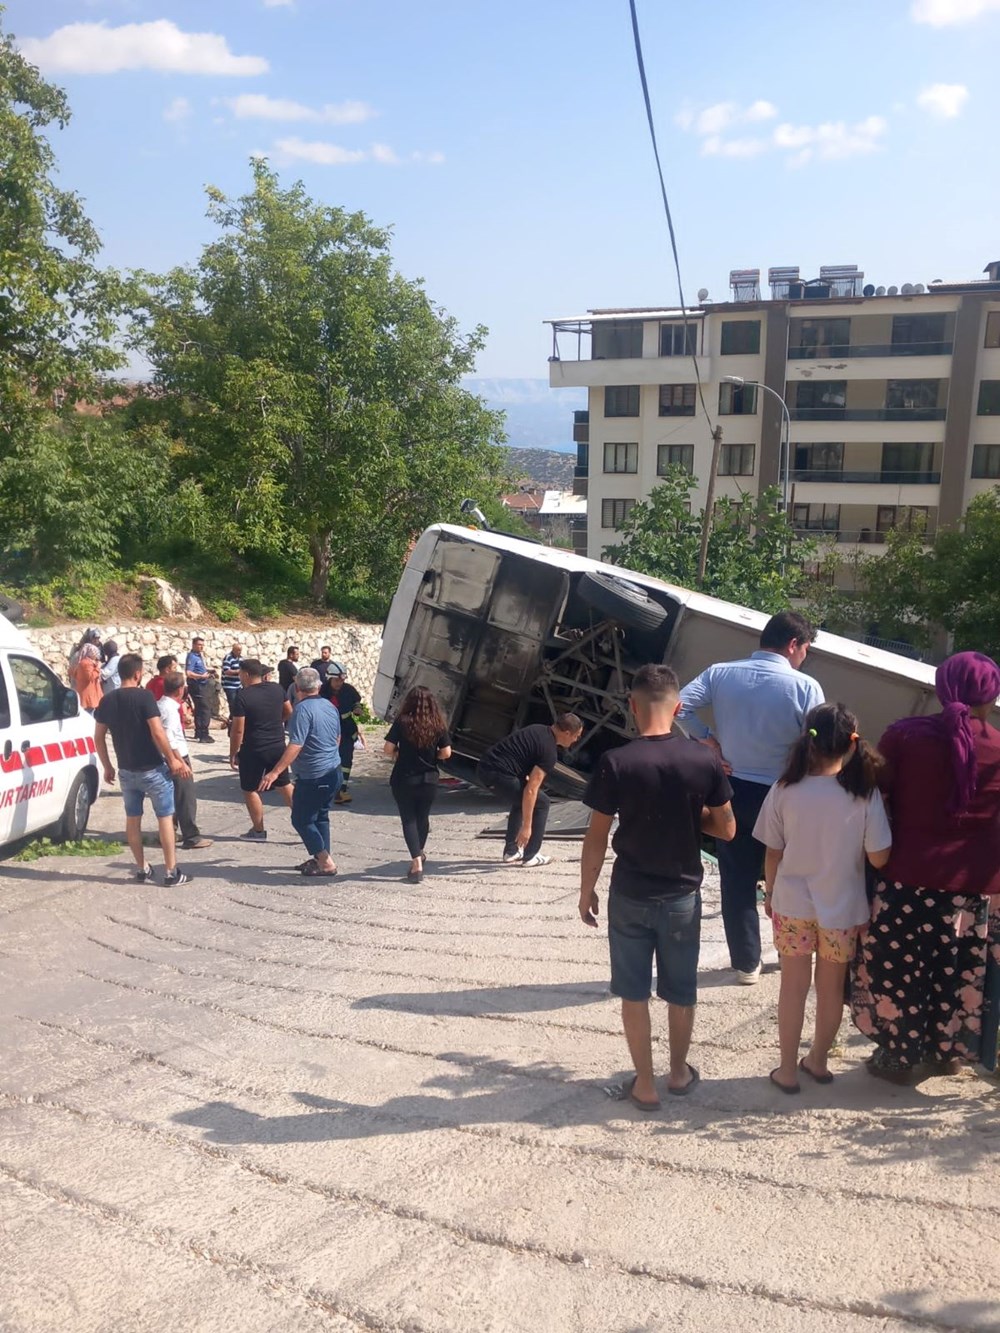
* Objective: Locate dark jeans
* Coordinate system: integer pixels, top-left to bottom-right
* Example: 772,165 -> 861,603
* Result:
478,764 -> 550,861
290,765 -> 343,857
391,778 -> 438,858
188,681 -> 211,740
223,687 -> 240,720
172,772 -> 201,843
714,776 -> 769,972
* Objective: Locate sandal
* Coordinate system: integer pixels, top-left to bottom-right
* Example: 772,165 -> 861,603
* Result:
623,1075 -> 660,1112
295,858 -> 318,872
301,862 -> 337,877
769,1069 -> 801,1095
799,1057 -> 834,1085
865,1054 -> 911,1086
667,1064 -> 701,1097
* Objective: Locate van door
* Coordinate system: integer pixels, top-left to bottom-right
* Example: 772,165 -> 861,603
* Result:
0,658 -> 21,844
3,654 -> 76,842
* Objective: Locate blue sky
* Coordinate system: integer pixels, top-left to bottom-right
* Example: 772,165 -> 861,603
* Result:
9,0 -> 999,378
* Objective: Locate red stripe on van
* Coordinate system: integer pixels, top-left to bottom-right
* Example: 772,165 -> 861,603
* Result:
61,741 -> 77,759
24,747 -> 45,767
0,752 -> 23,775
44,743 -> 62,763
75,738 -> 88,756
86,736 -> 96,754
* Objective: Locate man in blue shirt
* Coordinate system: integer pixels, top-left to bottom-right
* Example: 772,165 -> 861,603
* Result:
185,636 -> 214,743
260,667 -> 342,876
678,611 -> 824,984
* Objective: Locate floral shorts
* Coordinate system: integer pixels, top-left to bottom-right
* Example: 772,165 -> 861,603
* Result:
772,912 -> 860,964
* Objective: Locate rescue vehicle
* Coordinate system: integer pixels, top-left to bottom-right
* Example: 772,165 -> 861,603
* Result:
0,613 -> 100,849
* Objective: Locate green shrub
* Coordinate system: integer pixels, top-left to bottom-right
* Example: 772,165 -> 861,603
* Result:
61,585 -> 103,620
138,583 -> 160,619
243,589 -> 282,619
210,598 -> 240,623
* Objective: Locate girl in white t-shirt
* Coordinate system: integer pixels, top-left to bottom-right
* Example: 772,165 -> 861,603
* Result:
754,703 -> 892,1093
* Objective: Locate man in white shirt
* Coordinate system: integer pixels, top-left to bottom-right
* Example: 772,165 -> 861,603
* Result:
158,672 -> 212,850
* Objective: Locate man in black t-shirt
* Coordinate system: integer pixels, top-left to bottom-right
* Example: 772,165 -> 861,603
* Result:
580,664 -> 736,1108
229,659 -> 293,840
278,646 -> 299,692
94,652 -> 192,887
478,714 -> 583,867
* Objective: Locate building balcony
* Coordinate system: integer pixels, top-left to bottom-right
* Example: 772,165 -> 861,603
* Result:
791,469 -> 941,484
794,526 -> 938,546
789,407 -> 947,422
788,341 -> 953,360
549,356 -> 711,390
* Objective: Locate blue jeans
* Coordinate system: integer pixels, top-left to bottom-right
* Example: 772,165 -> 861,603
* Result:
120,763 -> 175,819
290,766 -> 343,856
714,776 -> 769,972
608,888 -> 702,1007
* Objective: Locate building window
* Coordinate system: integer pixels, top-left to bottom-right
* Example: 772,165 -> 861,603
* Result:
604,385 -> 640,417
658,383 -> 696,416
592,321 -> 643,360
978,381 -> 1000,415
718,381 -> 758,415
972,444 -> 1000,478
601,498 -> 636,529
793,381 -> 847,416
603,441 -> 638,474
986,312 -> 1000,349
575,442 -> 589,474
718,444 -> 755,476
886,379 -> 939,411
660,322 -> 697,357
876,505 -> 931,536
792,503 -> 840,533
881,442 -> 935,480
720,320 -> 761,355
657,444 -> 694,475
789,317 -> 850,358
793,443 -> 843,476
891,313 -> 947,348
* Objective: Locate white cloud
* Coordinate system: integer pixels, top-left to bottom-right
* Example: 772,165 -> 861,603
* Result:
273,136 -> 366,166
911,0 -> 1000,24
701,135 -> 768,158
163,96 -> 192,122
916,82 -> 969,117
677,98 -> 779,139
222,93 -> 375,124
18,20 -> 268,75
411,150 -> 445,165
772,115 -> 887,163
371,142 -> 400,165
263,0 -> 294,6
745,99 -> 778,122
695,102 -> 737,135
677,97 -> 887,165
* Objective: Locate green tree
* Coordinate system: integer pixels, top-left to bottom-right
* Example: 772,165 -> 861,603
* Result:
131,162 -> 507,604
606,468 -> 816,613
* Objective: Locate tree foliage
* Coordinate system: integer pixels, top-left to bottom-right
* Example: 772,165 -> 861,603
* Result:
130,162 -> 508,603
605,468 -> 816,613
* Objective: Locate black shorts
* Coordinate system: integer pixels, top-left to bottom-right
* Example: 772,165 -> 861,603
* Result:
239,747 -> 291,793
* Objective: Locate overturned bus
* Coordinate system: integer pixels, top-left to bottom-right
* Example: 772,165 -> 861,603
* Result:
373,523 -> 962,797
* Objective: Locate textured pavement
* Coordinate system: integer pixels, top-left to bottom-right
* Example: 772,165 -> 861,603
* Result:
2,731 -> 999,1333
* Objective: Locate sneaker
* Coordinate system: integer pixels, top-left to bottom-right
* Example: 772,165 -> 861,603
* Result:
182,837 -> 213,850
239,828 -> 267,841
502,849 -> 523,864
134,863 -> 155,883
736,964 -> 762,985
163,869 -> 191,887
334,790 -> 352,805
522,854 -> 552,869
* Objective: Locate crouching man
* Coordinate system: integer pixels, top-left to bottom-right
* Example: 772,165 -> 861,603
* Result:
579,665 -> 736,1108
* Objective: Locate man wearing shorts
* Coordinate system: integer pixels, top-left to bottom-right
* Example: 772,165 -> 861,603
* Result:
94,652 -> 192,886
579,664 -> 735,1108
229,658 -> 293,840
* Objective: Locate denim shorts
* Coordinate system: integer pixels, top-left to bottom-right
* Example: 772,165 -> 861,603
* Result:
608,888 -> 702,1007
120,763 -> 175,819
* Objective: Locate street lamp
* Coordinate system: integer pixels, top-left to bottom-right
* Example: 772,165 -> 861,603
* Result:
721,376 -> 791,512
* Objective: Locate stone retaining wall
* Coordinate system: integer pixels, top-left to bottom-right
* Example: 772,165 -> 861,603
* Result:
26,622 -> 384,707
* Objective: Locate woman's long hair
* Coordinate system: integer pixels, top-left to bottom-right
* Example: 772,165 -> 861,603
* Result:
779,702 -> 882,799
397,686 -> 447,750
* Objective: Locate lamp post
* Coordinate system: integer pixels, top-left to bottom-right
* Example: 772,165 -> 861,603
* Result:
721,376 -> 791,512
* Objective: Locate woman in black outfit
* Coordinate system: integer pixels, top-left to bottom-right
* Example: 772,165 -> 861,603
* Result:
384,687 -> 452,883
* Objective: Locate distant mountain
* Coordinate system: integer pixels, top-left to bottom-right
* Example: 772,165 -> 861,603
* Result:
464,377 -> 585,454
503,448 -> 574,489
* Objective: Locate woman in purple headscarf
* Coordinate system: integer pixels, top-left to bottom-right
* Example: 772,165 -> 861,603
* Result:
852,651 -> 1000,1082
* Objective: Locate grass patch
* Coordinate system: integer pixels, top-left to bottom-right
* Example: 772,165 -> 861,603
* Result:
12,836 -> 125,863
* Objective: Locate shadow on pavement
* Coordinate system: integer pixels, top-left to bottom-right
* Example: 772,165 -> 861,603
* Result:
352,980 -> 609,1018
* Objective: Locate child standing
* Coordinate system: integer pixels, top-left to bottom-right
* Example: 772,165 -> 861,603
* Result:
753,702 -> 892,1093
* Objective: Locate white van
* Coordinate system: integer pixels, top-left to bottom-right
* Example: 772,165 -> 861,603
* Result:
0,614 -> 100,848
374,524 -> 973,796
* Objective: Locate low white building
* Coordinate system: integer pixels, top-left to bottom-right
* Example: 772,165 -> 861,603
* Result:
548,261 -> 1000,564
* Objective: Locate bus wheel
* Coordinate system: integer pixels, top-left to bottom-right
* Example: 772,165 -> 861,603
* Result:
577,571 -> 668,633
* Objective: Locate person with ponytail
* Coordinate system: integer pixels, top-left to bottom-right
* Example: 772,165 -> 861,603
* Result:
852,651 -> 1000,1083
754,703 -> 892,1093
383,687 -> 452,883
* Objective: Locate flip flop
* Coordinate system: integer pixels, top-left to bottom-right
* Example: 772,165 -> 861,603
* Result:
799,1057 -> 834,1085
667,1064 -> 701,1097
769,1068 -> 801,1095
295,858 -> 318,872
623,1075 -> 661,1112
301,863 -> 337,877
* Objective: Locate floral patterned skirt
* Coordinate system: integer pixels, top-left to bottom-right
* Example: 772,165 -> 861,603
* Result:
850,882 -> 991,1070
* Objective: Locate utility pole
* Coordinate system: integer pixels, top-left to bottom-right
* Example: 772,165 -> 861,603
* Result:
697,425 -> 723,588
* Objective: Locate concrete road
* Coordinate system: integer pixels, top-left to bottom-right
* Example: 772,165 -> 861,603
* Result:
2,733 -> 999,1333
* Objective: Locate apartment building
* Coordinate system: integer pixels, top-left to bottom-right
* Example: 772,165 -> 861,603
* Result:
548,261 -> 1000,564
